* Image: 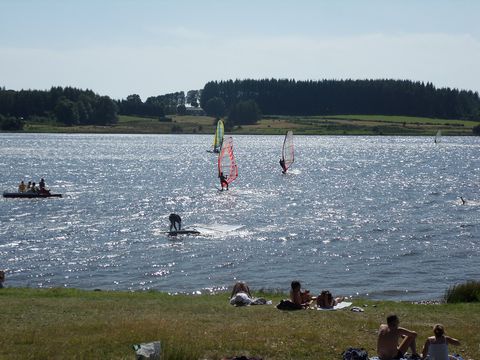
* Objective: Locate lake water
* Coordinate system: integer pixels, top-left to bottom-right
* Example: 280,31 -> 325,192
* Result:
0,133 -> 479,300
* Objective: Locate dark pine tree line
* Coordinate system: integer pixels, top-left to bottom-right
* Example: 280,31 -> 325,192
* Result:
0,86 -> 118,127
200,79 -> 480,121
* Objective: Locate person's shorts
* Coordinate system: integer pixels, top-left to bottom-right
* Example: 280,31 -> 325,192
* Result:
393,350 -> 404,359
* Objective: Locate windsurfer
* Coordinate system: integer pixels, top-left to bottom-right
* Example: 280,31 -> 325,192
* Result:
219,172 -> 229,190
279,159 -> 287,174
169,213 -> 182,232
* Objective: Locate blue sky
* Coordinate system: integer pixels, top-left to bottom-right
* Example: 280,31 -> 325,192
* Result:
1,0 -> 479,100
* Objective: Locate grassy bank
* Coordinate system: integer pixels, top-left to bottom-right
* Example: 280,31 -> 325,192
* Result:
0,288 -> 478,359
19,114 -> 477,136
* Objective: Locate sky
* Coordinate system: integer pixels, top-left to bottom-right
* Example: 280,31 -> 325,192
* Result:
1,0 -> 479,101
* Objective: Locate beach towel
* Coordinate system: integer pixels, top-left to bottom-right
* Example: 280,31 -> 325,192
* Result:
133,341 -> 161,360
317,301 -> 352,311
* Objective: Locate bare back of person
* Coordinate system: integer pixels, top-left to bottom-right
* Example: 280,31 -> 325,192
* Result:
377,323 -> 417,360
378,324 -> 402,360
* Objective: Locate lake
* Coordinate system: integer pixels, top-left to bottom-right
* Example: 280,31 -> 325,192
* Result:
0,133 -> 479,300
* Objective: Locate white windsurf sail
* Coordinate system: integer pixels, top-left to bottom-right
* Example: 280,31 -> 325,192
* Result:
281,130 -> 294,172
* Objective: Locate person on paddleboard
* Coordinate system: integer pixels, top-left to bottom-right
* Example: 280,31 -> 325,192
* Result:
169,213 -> 182,232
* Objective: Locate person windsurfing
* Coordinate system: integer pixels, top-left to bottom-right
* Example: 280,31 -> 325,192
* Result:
219,172 -> 229,190
169,213 -> 182,232
279,158 -> 287,174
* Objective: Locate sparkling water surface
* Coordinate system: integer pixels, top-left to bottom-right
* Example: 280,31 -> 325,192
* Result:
0,133 -> 479,300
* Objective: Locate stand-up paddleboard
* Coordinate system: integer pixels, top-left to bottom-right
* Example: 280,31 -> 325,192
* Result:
207,119 -> 224,153
218,136 -> 238,190
166,229 -> 200,236
280,130 -> 294,173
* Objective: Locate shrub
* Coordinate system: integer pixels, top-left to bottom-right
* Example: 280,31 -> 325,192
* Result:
473,124 -> 480,135
444,280 -> 480,303
171,124 -> 183,133
0,116 -> 24,131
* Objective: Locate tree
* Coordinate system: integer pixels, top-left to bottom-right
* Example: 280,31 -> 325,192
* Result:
94,96 -> 118,125
228,100 -> 262,126
204,97 -> 226,118
54,98 -> 79,125
186,90 -> 199,105
177,104 -> 186,115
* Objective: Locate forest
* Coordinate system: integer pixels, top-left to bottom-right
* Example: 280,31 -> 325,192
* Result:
0,86 -> 118,130
200,79 -> 480,121
1,79 -> 479,131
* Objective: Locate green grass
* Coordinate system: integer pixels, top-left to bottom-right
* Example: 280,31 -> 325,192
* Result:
0,288 -> 478,359
12,114 -> 479,135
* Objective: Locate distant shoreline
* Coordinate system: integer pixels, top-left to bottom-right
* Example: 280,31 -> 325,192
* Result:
8,114 -> 477,136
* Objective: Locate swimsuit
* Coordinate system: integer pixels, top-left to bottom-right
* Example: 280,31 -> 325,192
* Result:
427,340 -> 449,360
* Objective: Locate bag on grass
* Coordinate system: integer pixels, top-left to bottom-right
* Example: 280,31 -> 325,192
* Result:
342,347 -> 368,360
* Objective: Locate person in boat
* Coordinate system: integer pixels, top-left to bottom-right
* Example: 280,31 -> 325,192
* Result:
26,181 -> 32,191
29,182 -> 38,193
421,324 -> 460,360
219,172 -> 228,190
18,181 -> 26,193
377,314 -> 420,360
169,213 -> 182,232
38,178 -> 51,195
279,158 -> 287,174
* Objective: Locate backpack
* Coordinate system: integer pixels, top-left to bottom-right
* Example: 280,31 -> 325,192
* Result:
275,299 -> 303,310
342,347 -> 368,360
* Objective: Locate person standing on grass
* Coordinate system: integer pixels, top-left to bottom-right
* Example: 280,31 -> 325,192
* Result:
377,314 -> 420,360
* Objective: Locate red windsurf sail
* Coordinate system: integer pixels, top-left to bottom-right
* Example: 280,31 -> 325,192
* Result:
218,136 -> 238,186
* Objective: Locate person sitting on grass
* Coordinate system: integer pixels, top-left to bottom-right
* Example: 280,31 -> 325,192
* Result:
229,281 -> 253,306
290,280 -> 312,309
377,314 -> 420,360
421,324 -> 461,360
276,280 -> 311,310
316,289 -> 345,309
229,281 -> 268,306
